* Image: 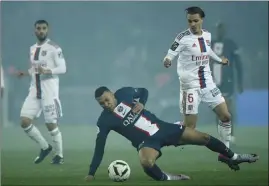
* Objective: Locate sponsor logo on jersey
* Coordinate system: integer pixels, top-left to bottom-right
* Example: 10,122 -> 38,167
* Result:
192,55 -> 209,66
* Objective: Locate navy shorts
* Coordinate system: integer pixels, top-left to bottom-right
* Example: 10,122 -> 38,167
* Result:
137,121 -> 185,158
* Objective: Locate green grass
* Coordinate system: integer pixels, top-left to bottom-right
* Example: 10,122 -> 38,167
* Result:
1,125 -> 268,186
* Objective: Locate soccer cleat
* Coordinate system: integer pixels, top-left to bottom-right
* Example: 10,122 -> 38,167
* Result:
218,154 -> 240,171
51,155 -> 64,165
232,154 -> 259,165
164,172 -> 190,180
218,153 -> 259,171
34,144 -> 52,164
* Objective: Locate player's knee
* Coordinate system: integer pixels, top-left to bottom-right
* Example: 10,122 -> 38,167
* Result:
20,117 -> 32,128
201,133 -> 211,145
219,112 -> 231,122
184,114 -> 197,128
184,120 -> 196,129
140,157 -> 155,168
45,122 -> 58,131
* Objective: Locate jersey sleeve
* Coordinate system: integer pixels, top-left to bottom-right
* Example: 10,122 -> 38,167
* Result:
50,47 -> 67,75
165,36 -> 185,61
88,117 -> 110,176
208,34 -> 222,63
209,47 -> 222,63
133,88 -> 148,105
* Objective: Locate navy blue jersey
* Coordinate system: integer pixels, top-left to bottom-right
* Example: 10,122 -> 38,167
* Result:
89,87 -> 166,175
211,38 -> 243,94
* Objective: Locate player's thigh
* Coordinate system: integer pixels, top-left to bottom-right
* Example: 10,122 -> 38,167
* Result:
223,95 -> 233,111
179,127 -> 210,146
202,85 -> 226,111
180,89 -> 200,115
20,93 -> 42,121
42,97 -> 63,124
180,89 -> 200,128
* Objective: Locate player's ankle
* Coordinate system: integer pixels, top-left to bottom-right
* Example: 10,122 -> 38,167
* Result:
165,174 -> 171,180
231,153 -> 238,160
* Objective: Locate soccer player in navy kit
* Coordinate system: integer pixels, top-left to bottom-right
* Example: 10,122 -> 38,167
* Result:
85,86 -> 258,182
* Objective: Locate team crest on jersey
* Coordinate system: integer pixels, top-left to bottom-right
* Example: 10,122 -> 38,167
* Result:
41,50 -> 47,56
206,40 -> 210,46
114,102 -> 131,118
117,106 -> 124,112
58,51 -> 64,58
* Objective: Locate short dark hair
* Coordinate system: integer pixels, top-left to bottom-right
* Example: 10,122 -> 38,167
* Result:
185,6 -> 205,18
34,20 -> 49,27
95,86 -> 110,98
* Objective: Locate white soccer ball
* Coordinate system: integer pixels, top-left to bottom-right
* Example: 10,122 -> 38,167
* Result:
108,160 -> 131,182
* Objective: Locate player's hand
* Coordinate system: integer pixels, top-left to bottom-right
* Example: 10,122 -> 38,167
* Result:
8,67 -> 27,78
14,71 -> 26,78
85,175 -> 95,182
221,57 -> 229,65
163,58 -> 172,68
37,66 -> 51,74
132,102 -> 144,114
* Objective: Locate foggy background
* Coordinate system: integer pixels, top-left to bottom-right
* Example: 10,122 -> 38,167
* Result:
1,2 -> 268,184
1,1 -> 267,126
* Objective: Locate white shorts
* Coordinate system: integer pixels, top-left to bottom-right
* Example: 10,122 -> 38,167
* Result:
180,84 -> 225,115
20,89 -> 63,123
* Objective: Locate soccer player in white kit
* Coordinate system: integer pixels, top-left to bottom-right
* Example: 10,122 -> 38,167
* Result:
163,7 -> 233,165
15,20 -> 66,164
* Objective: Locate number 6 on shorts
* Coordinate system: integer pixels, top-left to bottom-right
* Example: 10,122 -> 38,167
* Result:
180,89 -> 200,115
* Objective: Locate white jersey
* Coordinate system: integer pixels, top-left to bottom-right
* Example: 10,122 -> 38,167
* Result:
29,39 -> 66,99
166,29 -> 222,90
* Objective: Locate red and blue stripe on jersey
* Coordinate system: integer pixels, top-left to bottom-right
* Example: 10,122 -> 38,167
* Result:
198,37 -> 207,88
198,37 -> 207,53
33,47 -> 42,99
198,66 -> 206,88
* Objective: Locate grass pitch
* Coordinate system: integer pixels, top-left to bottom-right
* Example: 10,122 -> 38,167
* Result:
1,125 -> 268,186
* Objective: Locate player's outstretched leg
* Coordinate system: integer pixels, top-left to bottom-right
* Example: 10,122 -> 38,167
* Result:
179,127 -> 259,171
213,102 -> 236,165
46,123 -> 64,164
21,117 -> 52,164
138,147 -> 190,181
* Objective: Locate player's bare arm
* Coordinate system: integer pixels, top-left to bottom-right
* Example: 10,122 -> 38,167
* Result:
15,69 -> 31,78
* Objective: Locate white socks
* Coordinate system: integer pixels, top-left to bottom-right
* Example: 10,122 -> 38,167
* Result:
217,121 -> 232,148
49,127 -> 63,158
24,124 -> 49,150
231,153 -> 238,160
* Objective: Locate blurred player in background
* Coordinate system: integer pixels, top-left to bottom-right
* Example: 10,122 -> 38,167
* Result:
14,20 -> 66,164
163,7 -> 234,165
85,86 -> 258,182
211,22 -> 243,137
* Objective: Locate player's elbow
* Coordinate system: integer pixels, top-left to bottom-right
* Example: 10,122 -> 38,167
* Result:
62,66 -> 67,74
58,65 -> 66,74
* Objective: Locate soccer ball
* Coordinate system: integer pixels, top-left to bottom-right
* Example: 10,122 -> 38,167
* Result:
108,160 -> 131,182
